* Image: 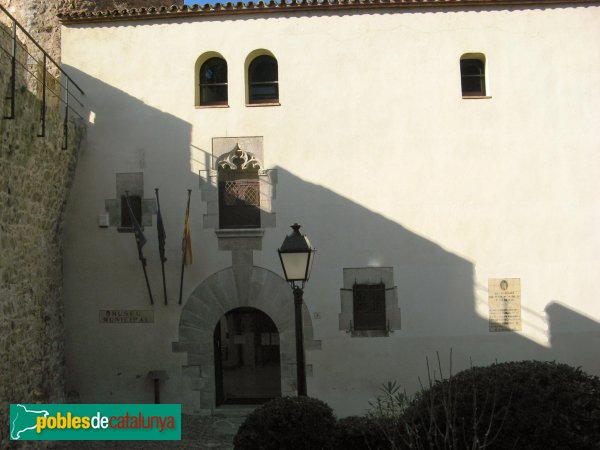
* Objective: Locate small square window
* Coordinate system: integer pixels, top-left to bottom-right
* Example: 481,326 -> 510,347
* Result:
353,283 -> 386,331
120,195 -> 142,229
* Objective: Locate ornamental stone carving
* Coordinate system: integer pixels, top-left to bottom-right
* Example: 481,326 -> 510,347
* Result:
217,143 -> 261,171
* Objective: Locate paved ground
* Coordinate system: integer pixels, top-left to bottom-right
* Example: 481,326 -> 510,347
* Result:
51,412 -> 248,450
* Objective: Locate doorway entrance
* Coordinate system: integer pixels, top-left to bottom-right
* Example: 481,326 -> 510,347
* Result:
214,307 -> 282,405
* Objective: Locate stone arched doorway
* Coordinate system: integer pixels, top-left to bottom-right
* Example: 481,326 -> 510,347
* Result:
173,266 -> 320,413
214,307 -> 281,405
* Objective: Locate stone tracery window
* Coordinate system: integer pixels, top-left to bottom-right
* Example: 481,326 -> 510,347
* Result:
217,144 -> 261,229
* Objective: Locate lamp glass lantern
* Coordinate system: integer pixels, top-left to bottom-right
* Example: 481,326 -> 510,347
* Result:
278,223 -> 315,286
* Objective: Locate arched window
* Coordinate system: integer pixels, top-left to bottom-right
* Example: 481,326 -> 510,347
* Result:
460,56 -> 486,97
248,55 -> 278,104
200,57 -> 228,106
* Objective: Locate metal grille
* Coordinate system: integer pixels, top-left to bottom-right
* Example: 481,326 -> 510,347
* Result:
218,177 -> 261,229
223,180 -> 260,207
353,283 -> 386,331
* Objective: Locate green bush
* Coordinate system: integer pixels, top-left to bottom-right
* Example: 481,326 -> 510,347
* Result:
233,396 -> 336,450
333,416 -> 395,450
403,360 -> 600,449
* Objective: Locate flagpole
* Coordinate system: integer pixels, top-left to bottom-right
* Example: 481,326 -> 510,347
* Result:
125,191 -> 154,305
141,258 -> 154,306
179,189 -> 192,305
155,188 -> 168,305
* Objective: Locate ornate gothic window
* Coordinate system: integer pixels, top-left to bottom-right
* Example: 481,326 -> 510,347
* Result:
218,145 -> 261,229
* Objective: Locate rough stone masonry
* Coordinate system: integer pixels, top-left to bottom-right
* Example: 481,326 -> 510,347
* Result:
0,0 -> 183,63
0,21 -> 84,447
0,3 -> 181,446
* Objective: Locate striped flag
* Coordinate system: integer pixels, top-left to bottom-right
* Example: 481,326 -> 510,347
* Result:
182,201 -> 192,266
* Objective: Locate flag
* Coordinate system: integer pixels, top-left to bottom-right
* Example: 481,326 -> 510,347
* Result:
156,198 -> 167,263
125,193 -> 147,262
182,201 -> 192,266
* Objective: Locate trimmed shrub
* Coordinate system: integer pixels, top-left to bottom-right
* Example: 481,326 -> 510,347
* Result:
333,416 -> 395,450
403,360 -> 600,449
233,396 -> 336,450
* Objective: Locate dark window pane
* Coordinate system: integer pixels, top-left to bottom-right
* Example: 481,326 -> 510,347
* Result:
249,83 -> 278,102
120,195 -> 142,228
249,55 -> 278,103
201,57 -> 228,83
201,85 -> 228,104
200,57 -> 228,105
460,59 -> 485,96
353,283 -> 386,331
250,56 -> 277,82
218,170 -> 261,229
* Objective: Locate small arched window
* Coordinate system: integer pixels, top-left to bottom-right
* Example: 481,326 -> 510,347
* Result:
200,57 -> 228,106
248,55 -> 278,104
460,56 -> 486,97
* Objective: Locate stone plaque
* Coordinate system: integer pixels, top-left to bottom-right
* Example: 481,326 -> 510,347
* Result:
488,278 -> 521,332
99,310 -> 154,324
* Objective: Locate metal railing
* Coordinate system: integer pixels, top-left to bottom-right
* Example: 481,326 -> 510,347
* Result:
1,4 -> 85,149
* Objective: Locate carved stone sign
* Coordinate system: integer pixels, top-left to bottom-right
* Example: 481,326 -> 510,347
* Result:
99,310 -> 154,324
488,278 -> 522,332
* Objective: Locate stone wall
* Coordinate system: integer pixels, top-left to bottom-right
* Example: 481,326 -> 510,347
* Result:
1,0 -> 184,63
0,22 -> 84,447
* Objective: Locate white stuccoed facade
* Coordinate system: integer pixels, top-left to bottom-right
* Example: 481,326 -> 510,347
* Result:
60,1 -> 600,415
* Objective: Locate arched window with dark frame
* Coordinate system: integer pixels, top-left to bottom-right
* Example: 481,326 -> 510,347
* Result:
248,55 -> 278,104
460,57 -> 486,97
200,57 -> 228,106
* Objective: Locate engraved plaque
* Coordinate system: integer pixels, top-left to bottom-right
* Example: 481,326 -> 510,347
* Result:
99,310 -> 154,324
488,278 -> 521,332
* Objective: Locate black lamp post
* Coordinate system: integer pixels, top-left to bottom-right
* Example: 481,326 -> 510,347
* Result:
278,223 -> 315,397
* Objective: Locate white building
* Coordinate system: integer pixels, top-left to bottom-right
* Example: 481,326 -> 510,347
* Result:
59,0 -> 600,415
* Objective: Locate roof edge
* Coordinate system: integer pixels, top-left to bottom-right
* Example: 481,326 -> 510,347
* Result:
58,0 -> 600,24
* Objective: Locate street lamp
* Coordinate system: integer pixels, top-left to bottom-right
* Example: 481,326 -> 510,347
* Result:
278,223 -> 315,396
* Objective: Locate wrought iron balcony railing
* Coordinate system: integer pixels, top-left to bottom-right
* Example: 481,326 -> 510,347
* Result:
1,4 -> 85,149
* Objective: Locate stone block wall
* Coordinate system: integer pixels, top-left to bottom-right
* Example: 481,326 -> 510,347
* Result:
0,22 -> 84,447
0,0 -> 184,63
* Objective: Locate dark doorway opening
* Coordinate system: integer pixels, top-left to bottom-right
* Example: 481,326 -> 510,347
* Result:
214,307 -> 281,406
